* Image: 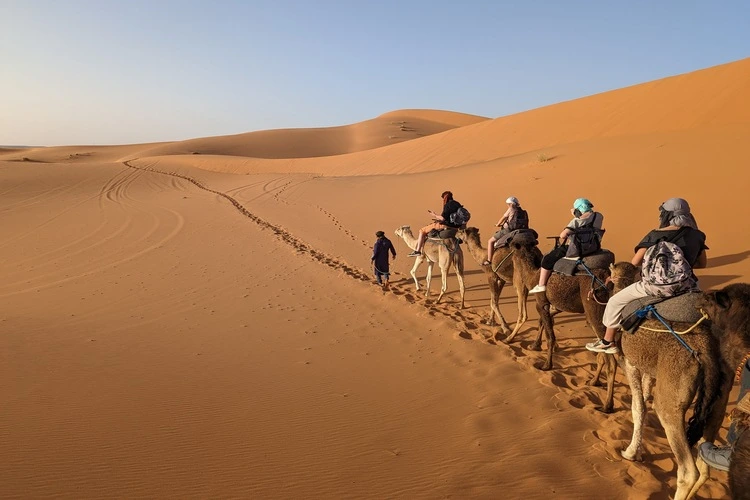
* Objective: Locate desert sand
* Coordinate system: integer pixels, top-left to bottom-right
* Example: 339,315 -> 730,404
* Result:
2,58 -> 749,499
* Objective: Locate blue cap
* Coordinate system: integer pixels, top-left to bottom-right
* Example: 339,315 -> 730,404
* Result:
573,198 -> 593,213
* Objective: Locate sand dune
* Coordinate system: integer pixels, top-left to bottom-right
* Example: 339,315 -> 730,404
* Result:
2,58 -> 749,499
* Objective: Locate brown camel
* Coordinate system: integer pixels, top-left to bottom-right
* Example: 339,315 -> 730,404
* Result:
729,401 -> 750,500
608,262 -> 735,500
507,240 -> 617,412
697,284 -> 750,499
457,227 -> 540,336
394,226 -> 466,307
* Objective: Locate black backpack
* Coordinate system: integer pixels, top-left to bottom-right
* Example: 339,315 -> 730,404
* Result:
566,212 -> 604,258
449,206 -> 471,227
507,208 -> 529,231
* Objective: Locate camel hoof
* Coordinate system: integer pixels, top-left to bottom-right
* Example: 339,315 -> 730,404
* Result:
586,378 -> 602,388
597,404 -> 614,414
620,449 -> 642,462
539,362 -> 552,371
530,342 -> 542,351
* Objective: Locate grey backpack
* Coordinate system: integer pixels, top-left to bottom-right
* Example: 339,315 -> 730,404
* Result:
641,240 -> 697,297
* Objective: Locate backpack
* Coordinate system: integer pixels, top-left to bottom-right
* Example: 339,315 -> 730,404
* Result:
506,208 -> 529,231
641,240 -> 697,298
449,206 -> 471,227
565,212 -> 604,258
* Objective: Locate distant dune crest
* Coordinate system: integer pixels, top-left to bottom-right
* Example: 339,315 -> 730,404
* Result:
2,57 -> 748,176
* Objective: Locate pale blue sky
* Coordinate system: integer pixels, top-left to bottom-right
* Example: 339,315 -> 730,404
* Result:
2,0 -> 748,146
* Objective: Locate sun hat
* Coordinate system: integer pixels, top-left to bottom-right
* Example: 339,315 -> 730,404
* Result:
573,198 -> 593,213
505,196 -> 519,205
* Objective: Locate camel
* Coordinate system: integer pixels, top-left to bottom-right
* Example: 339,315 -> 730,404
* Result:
698,284 -> 750,499
394,226 -> 466,308
457,227 -> 540,336
729,401 -> 750,499
607,262 -> 735,500
506,239 -> 617,412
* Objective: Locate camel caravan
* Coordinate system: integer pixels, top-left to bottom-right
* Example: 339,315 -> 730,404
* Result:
381,192 -> 750,499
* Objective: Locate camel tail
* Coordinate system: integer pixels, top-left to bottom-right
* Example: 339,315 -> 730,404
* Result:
686,353 -> 726,447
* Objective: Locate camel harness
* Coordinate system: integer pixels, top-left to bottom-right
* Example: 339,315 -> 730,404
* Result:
631,305 -> 703,361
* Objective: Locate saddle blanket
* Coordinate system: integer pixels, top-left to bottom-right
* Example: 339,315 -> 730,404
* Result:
553,249 -> 614,276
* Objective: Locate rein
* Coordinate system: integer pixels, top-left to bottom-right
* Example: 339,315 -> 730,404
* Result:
575,259 -> 610,304
736,350 -> 750,383
493,249 -> 515,273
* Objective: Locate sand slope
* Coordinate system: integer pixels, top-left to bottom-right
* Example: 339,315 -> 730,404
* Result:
2,58 -> 749,499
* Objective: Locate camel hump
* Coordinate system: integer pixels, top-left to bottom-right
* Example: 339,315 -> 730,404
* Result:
620,291 -> 705,332
553,249 -> 614,276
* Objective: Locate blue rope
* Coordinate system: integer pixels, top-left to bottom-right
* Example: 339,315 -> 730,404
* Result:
642,305 -> 699,360
576,259 -> 609,292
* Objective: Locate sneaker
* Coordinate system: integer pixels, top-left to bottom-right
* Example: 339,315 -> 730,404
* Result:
585,339 -> 619,354
481,260 -> 491,266
408,251 -> 421,257
699,442 -> 731,472
528,285 -> 546,295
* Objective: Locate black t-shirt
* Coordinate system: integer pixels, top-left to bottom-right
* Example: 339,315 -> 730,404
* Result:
442,199 -> 462,227
634,227 -> 708,267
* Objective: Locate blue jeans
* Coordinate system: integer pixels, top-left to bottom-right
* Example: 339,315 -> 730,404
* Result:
728,359 -> 750,444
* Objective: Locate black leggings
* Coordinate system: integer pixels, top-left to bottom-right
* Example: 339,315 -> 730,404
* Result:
541,245 -> 568,271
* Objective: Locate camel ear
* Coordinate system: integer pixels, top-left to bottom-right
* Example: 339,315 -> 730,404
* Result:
609,263 -> 615,272
714,291 -> 731,309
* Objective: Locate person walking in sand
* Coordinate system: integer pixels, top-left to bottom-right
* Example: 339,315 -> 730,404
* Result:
372,230 -> 396,290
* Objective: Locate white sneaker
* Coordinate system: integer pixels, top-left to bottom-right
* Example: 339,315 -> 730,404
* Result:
585,338 -> 619,354
699,442 -> 731,471
528,285 -> 546,295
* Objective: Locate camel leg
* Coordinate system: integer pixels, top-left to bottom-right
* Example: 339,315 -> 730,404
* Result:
686,457 -> 711,500
424,261 -> 433,298
621,361 -> 645,462
410,257 -> 422,291
601,354 -> 617,414
508,276 -> 528,337
649,374 -> 700,500
587,352 -> 605,387
487,277 -> 511,335
642,373 -> 654,402
532,317 -> 544,350
542,316 -> 556,371
436,264 -> 448,303
454,252 -> 466,309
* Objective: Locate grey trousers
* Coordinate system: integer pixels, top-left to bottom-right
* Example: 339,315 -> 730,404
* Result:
602,281 -> 650,329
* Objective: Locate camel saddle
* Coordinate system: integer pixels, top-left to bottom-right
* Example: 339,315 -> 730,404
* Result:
427,228 -> 458,240
553,249 -> 614,276
620,291 -> 705,333
493,228 -> 539,248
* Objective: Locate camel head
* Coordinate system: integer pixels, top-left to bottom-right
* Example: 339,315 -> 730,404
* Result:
456,226 -> 480,244
609,262 -> 638,292
699,284 -> 750,353
395,225 -> 413,239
